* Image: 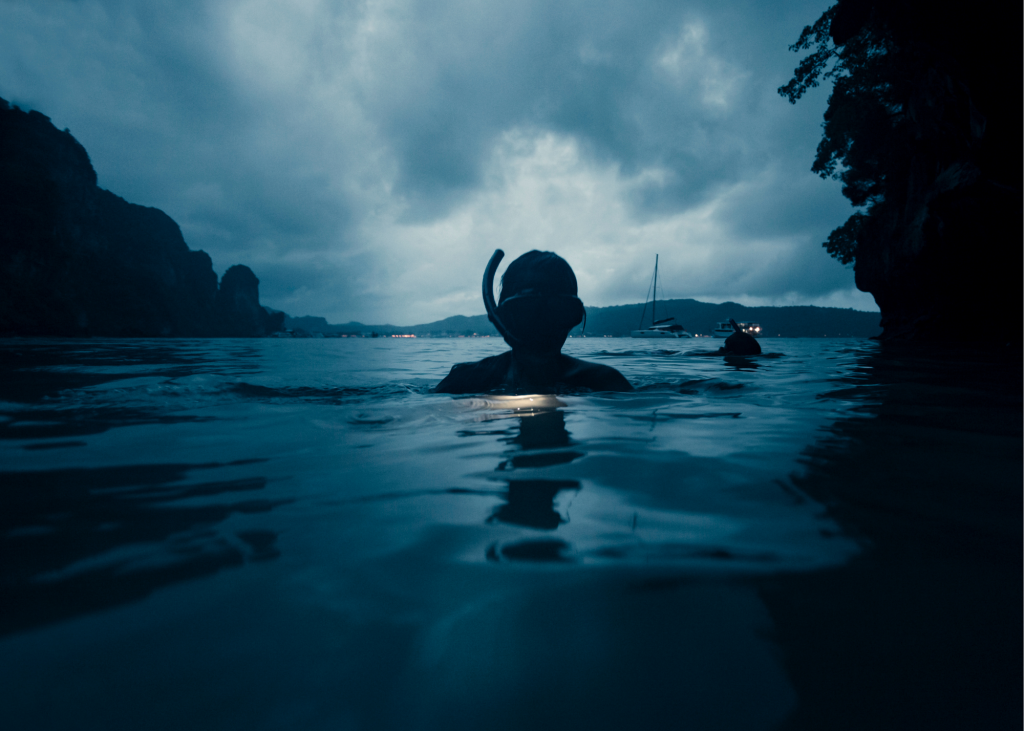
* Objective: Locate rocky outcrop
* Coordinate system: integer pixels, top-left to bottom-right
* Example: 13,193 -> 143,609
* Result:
0,98 -> 282,337
833,1 -> 1021,342
854,168 -> 1019,342
848,43 -> 1020,341
216,265 -> 283,337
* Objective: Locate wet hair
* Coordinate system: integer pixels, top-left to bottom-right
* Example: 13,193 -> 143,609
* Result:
499,251 -> 578,303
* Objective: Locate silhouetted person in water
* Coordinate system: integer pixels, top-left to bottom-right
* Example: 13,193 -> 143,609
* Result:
436,250 -> 633,394
719,318 -> 761,356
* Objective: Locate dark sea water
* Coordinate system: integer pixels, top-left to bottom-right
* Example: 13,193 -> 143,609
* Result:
1,337 -> 1020,730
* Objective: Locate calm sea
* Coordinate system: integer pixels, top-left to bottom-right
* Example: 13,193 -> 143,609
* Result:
1,337 -> 1020,730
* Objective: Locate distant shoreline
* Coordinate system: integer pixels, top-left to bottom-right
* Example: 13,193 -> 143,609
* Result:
277,297 -> 882,339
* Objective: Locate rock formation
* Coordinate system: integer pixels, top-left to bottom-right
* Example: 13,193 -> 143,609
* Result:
842,1 -> 1021,342
0,98 -> 282,337
782,0 -> 1021,343
216,265 -> 284,338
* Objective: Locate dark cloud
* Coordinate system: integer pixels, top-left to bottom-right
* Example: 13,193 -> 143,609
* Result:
0,0 -> 876,324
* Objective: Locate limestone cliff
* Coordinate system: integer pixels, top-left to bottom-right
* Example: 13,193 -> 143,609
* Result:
784,0 -> 1020,343
843,1 -> 1021,341
0,98 -> 282,337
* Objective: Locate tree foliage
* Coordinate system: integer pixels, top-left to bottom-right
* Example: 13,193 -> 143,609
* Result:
821,211 -> 864,265
779,0 -> 1020,340
779,3 -> 917,263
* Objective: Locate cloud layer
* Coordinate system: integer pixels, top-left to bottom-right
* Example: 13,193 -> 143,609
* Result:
0,0 -> 875,324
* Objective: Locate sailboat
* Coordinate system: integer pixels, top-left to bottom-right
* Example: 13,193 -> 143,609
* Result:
630,255 -> 693,338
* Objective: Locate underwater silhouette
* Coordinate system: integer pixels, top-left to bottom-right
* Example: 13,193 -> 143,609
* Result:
435,250 -> 632,394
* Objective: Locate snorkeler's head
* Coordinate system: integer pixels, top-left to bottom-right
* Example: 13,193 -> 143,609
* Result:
496,251 -> 584,352
499,251 -> 578,303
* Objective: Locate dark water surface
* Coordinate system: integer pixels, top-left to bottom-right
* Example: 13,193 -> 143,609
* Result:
1,338 -> 1020,730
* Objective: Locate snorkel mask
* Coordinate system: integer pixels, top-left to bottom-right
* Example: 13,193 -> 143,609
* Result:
483,250 -> 586,350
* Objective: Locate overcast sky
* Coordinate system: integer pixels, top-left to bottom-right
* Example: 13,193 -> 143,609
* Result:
1,0 -> 877,325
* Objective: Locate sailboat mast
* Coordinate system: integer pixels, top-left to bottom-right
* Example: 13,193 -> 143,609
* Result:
652,254 -> 658,326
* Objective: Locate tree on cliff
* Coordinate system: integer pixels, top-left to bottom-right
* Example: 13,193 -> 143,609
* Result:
778,3 -> 909,265
779,0 -> 1020,340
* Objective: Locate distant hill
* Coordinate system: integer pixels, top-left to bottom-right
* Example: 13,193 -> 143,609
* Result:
280,312 -> 498,337
283,299 -> 881,338
570,299 -> 880,338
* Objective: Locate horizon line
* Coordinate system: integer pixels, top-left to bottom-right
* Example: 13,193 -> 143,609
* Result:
277,295 -> 881,329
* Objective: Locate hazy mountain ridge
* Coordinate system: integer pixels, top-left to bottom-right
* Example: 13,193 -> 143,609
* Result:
284,299 -> 881,338
0,98 -> 282,337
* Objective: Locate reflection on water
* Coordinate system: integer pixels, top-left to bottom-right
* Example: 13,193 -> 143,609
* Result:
488,478 -> 578,531
485,403 -> 581,540
757,343 -> 1022,730
722,354 -> 760,370
487,409 -> 581,555
2,405 -> 217,441
0,458 -> 286,637
0,338 -> 1018,730
498,410 -> 581,527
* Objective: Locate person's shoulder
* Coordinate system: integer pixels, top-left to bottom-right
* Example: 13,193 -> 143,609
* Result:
435,351 -> 511,394
562,356 -> 633,392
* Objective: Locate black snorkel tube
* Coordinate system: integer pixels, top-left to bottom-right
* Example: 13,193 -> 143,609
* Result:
483,249 -> 526,349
